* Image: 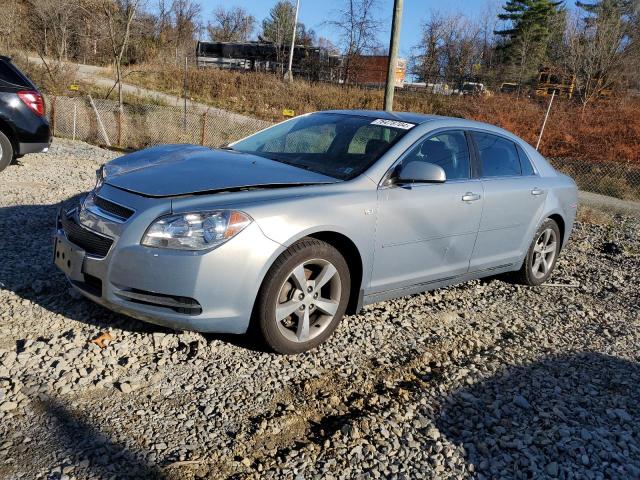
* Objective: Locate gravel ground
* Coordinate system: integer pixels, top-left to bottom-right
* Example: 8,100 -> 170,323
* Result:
1,139 -> 639,480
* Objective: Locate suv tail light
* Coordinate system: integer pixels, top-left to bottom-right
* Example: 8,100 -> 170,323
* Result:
17,90 -> 45,116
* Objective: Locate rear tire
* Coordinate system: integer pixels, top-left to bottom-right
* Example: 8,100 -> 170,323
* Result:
513,218 -> 561,286
256,238 -> 351,354
0,130 -> 14,173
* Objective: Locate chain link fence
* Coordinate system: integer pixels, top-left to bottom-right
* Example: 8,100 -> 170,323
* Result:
549,158 -> 640,203
46,95 -> 272,151
45,94 -> 640,203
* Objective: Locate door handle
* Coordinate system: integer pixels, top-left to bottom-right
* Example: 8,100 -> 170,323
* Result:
531,187 -> 545,196
462,192 -> 481,202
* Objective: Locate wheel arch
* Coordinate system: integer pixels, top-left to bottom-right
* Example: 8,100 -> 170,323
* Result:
0,117 -> 18,154
547,213 -> 566,245
249,226 -> 367,335
305,231 -> 364,315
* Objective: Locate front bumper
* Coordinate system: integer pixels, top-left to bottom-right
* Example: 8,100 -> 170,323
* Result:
54,189 -> 285,333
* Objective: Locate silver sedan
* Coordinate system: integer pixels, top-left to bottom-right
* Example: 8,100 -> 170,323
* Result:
54,110 -> 577,353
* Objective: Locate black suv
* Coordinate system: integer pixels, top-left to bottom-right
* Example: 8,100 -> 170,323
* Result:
0,56 -> 51,173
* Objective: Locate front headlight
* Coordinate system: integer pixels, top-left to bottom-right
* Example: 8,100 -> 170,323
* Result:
141,210 -> 252,251
95,165 -> 105,190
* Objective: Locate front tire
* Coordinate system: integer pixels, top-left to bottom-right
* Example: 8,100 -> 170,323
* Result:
0,130 -> 14,173
256,238 -> 351,354
514,218 -> 561,286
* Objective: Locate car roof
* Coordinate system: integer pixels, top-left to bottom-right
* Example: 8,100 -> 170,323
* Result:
320,109 -> 503,132
322,109 -> 437,124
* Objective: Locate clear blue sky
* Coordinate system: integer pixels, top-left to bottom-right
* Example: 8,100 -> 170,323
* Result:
196,0 -> 499,59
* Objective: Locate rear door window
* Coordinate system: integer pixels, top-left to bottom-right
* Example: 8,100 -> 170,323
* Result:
472,132 -> 522,177
0,60 -> 30,87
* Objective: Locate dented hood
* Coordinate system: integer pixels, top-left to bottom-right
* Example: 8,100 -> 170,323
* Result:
103,144 -> 336,197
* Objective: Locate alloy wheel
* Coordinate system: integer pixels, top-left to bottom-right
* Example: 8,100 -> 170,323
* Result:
275,258 -> 342,343
531,227 -> 557,279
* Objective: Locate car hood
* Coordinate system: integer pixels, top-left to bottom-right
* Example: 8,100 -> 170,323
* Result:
102,144 -> 337,197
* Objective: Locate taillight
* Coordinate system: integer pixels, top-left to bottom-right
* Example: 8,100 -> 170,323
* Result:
17,90 -> 45,116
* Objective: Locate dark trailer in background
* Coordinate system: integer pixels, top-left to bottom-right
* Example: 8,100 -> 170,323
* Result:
196,41 -> 342,82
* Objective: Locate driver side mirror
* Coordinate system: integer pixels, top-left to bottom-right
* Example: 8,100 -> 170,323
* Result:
395,161 -> 446,184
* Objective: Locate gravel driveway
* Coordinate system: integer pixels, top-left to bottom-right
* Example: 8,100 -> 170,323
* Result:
1,139 -> 639,480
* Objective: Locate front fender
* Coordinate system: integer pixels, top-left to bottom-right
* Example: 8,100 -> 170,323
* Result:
246,191 -> 377,295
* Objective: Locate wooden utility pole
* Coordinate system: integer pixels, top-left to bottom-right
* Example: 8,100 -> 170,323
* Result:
384,0 -> 403,111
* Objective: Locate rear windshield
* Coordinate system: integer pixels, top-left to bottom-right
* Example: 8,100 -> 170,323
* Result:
231,113 -> 415,180
0,60 -> 32,88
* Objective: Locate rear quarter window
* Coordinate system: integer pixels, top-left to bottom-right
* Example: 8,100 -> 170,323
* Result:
516,144 -> 536,176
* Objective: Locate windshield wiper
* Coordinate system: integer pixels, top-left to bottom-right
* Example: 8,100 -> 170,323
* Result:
260,154 -> 316,172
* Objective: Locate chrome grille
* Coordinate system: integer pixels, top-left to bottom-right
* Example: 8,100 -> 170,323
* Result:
61,211 -> 114,258
94,195 -> 134,221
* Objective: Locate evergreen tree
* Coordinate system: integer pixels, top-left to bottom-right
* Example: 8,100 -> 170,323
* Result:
260,1 -> 310,68
495,0 -> 565,84
261,1 -> 309,47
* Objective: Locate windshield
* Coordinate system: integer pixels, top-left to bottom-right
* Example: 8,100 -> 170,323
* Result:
230,113 -> 415,180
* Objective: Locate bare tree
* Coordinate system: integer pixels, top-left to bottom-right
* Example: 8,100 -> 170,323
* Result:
171,0 -> 201,60
477,1 -> 502,84
28,0 -> 85,61
565,4 -> 630,108
156,0 -> 172,42
326,0 -> 383,83
441,17 -> 483,87
102,0 -> 141,145
74,0 -> 105,64
411,12 -> 484,88
316,36 -> 340,54
4,0 -> 202,68
410,12 -> 445,83
208,6 -> 255,42
0,0 -> 28,51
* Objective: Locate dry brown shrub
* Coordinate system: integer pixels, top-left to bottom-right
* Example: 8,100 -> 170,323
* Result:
43,61 -> 640,165
576,206 -> 614,226
9,52 -> 79,96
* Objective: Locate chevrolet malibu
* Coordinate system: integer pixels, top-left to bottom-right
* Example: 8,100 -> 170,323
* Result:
54,111 -> 577,353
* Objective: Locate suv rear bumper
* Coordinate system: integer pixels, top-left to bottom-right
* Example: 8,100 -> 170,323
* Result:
19,141 -> 49,154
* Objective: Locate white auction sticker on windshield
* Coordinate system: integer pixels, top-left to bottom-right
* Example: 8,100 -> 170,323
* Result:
370,119 -> 415,130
